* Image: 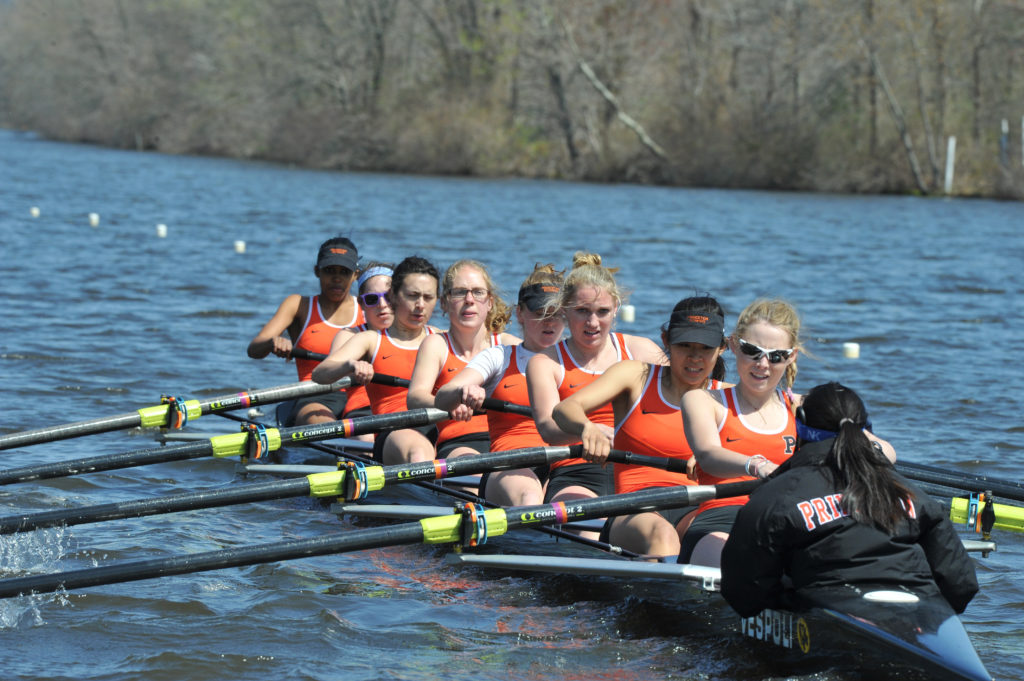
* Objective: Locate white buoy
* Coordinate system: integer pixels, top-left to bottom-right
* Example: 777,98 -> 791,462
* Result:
842,342 -> 861,359
620,304 -> 636,323
156,224 -> 168,238
29,206 -> 40,218
89,212 -> 100,227
234,240 -> 247,254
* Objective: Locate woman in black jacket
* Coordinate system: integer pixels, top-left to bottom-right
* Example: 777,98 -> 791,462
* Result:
720,381 -> 978,618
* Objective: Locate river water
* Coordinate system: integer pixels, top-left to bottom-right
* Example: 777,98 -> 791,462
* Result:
0,128 -> 1021,680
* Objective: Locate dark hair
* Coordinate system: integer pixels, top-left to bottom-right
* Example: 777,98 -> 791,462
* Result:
799,382 -> 913,533
660,295 -> 727,382
390,256 -> 440,296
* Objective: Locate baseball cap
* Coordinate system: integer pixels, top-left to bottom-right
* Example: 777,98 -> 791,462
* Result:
316,237 -> 359,271
667,304 -> 725,347
518,283 -> 560,313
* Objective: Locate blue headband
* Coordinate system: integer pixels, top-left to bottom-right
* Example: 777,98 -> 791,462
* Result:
796,417 -> 873,443
357,266 -> 393,292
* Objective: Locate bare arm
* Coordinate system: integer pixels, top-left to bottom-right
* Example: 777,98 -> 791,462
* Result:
434,365 -> 489,414
526,350 -> 578,445
247,294 -> 302,359
624,334 -> 667,365
552,360 -> 644,463
681,389 -> 770,478
311,330 -> 376,385
406,334 -> 447,410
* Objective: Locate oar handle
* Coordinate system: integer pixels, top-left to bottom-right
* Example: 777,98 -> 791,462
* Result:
368,374 -> 532,417
607,450 -> 688,474
290,348 -> 327,362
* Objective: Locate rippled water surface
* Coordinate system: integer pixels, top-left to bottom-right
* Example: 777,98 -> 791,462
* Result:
1,129 -> 1022,680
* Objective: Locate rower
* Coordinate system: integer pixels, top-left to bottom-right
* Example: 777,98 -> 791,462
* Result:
434,264 -> 566,506
311,256 -> 441,464
720,381 -> 978,618
406,259 -> 519,463
679,298 -> 806,567
246,236 -> 363,426
526,252 -> 664,539
553,295 -> 730,559
320,262 -> 395,441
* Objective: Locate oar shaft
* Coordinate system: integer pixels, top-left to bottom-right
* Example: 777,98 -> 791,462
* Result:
896,461 -> 1024,503
0,408 -> 446,486
0,480 -> 757,599
0,442 -> 215,485
0,413 -> 145,451
0,379 -> 352,452
0,523 -> 428,599
0,478 -> 314,534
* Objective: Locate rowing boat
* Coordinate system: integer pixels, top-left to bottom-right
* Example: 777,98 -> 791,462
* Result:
443,551 -> 992,681
152,408 -> 996,680
291,439 -> 993,681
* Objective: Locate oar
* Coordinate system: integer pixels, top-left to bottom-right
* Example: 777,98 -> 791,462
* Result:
0,447 -> 687,534
0,379 -> 353,451
363,373 -> 533,418
0,409 -> 447,486
896,460 -> 1024,504
0,479 -> 759,599
290,349 -> 533,418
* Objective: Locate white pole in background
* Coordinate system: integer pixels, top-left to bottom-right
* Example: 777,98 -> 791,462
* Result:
944,136 -> 957,195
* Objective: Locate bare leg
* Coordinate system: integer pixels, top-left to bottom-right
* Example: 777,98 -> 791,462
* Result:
382,428 -> 435,465
485,468 -> 544,507
548,484 -> 600,541
687,531 -> 729,568
608,512 -> 681,560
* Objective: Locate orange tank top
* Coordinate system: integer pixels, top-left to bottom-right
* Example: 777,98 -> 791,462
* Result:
694,386 -> 797,513
433,332 -> 500,446
341,323 -> 371,416
294,295 -> 364,382
612,365 -> 701,494
365,329 -> 432,415
551,333 -> 632,470
486,345 -> 545,451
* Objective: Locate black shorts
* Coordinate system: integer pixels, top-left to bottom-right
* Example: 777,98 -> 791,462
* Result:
677,505 -> 740,564
598,504 -> 697,544
371,423 -> 438,461
342,405 -> 373,420
436,432 -> 491,459
543,463 -> 614,502
286,391 -> 348,426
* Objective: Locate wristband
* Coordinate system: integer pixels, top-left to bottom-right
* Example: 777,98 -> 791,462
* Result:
745,455 -> 768,477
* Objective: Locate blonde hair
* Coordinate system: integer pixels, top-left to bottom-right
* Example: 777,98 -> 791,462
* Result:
441,259 -> 512,333
520,262 -> 564,290
551,252 -> 625,312
733,298 -> 803,389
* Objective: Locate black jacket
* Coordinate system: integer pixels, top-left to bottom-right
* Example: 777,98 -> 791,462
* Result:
720,439 -> 979,617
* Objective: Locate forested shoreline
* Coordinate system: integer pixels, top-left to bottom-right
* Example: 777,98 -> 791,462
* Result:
1,0 -> 1022,199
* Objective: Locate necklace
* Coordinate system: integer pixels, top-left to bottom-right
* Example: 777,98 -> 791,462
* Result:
737,389 -> 778,427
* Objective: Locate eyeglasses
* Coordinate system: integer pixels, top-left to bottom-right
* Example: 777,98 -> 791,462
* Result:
736,338 -> 794,364
358,292 -> 389,307
449,287 -> 490,302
